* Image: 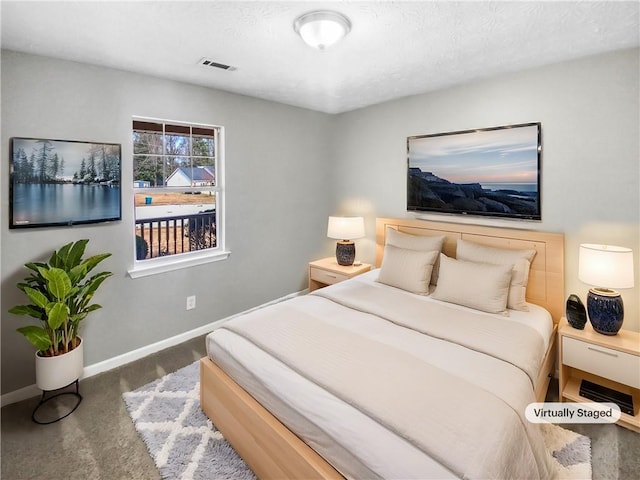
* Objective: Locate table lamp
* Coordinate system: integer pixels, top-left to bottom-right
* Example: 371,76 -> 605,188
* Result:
327,216 -> 365,266
578,243 -> 634,335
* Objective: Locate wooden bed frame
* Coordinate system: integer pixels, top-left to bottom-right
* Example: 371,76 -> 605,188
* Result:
200,217 -> 565,479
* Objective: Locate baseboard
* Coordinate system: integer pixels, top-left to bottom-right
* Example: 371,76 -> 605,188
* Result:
1,384 -> 42,408
1,289 -> 307,407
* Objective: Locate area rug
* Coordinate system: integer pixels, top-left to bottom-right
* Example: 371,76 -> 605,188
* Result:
124,361 -> 591,480
123,362 -> 255,480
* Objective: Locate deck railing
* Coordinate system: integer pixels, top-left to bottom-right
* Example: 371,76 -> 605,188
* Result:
135,211 -> 216,259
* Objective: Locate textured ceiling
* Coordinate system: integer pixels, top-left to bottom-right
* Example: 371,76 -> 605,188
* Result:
1,1 -> 638,114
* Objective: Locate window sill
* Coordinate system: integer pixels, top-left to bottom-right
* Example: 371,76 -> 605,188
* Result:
127,250 -> 231,279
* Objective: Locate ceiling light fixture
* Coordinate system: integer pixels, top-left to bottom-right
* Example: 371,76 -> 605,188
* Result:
293,10 -> 351,50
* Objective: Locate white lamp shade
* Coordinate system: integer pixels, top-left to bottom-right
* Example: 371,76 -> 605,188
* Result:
327,216 -> 365,240
578,243 -> 634,289
294,11 -> 351,50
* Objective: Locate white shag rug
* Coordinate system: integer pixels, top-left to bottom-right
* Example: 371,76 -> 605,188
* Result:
124,361 -> 591,480
541,422 -> 592,480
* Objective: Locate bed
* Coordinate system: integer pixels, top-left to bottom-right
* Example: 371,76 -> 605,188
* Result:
200,217 -> 564,479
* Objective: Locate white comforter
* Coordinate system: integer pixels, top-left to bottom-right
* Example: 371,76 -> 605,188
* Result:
206,271 -> 556,479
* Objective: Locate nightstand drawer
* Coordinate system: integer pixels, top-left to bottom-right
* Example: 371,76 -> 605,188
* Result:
309,267 -> 348,286
563,337 -> 640,389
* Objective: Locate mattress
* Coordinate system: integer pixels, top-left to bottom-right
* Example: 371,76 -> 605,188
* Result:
206,270 -> 555,479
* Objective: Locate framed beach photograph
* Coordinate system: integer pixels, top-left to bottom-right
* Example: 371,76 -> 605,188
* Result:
407,123 -> 542,221
9,137 -> 122,228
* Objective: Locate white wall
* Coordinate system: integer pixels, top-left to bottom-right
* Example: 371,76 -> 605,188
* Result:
330,48 -> 640,331
1,50 -> 335,394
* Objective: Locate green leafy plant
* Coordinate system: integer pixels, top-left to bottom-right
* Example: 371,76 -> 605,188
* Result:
9,239 -> 112,357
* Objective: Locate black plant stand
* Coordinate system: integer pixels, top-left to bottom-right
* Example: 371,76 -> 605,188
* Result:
32,380 -> 82,425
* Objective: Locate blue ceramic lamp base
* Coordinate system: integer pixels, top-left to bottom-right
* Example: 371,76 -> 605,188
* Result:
586,287 -> 624,335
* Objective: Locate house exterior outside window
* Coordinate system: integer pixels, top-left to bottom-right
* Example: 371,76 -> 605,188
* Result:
129,118 -> 227,278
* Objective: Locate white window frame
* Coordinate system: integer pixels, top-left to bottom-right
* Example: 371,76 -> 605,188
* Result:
127,116 -> 229,279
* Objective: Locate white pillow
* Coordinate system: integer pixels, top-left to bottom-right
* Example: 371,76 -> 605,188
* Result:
385,227 -> 445,285
432,254 -> 513,315
377,245 -> 438,295
456,239 -> 536,311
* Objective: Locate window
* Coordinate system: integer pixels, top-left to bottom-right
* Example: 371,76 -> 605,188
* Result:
130,118 -> 227,277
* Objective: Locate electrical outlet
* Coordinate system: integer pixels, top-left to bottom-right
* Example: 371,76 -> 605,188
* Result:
186,295 -> 196,310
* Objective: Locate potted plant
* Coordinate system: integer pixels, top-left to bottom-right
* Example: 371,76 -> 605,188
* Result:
8,239 -> 112,391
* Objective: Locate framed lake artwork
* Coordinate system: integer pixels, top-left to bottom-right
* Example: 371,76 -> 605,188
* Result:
407,123 -> 541,221
9,137 -> 122,228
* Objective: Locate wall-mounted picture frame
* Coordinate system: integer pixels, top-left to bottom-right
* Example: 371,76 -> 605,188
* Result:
9,137 -> 122,228
407,122 -> 541,221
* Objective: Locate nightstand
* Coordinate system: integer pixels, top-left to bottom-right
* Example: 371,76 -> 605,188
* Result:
308,257 -> 371,292
558,318 -> 640,432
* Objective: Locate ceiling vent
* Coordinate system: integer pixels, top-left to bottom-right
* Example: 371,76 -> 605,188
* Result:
198,58 -> 236,71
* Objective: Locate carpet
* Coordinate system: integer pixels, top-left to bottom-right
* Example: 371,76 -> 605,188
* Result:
123,362 -> 255,480
124,361 -> 592,480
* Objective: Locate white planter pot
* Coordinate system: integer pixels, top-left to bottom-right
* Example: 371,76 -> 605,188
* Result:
35,337 -> 84,391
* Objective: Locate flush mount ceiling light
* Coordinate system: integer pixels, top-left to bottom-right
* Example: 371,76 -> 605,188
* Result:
293,10 -> 351,50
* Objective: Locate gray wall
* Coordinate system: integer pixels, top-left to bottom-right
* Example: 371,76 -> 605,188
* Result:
1,50 -> 334,394
2,48 -> 639,396
330,48 -> 640,331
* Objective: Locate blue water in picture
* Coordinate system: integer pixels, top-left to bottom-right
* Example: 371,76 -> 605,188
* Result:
480,183 -> 537,193
12,183 -> 121,226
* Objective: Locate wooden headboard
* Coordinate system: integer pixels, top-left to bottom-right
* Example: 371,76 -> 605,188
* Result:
376,217 -> 565,323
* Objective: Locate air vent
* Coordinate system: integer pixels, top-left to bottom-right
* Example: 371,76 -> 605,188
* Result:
198,58 -> 236,71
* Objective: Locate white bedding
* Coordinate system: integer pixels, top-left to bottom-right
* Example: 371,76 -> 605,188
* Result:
356,270 -> 554,353
206,270 -> 555,479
